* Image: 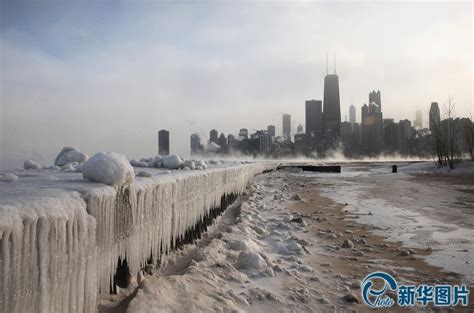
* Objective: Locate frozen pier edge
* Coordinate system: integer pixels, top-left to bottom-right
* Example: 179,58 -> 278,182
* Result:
0,161 -> 278,313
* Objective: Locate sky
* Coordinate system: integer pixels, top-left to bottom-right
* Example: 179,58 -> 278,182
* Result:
0,1 -> 472,169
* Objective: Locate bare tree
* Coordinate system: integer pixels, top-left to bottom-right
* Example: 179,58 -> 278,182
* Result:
442,97 -> 460,169
428,107 -> 444,167
463,115 -> 474,161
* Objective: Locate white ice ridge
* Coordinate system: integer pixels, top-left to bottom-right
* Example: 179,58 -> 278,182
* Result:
0,161 -> 277,313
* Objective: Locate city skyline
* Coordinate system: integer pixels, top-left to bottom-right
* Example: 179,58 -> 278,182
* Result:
1,1 -> 472,169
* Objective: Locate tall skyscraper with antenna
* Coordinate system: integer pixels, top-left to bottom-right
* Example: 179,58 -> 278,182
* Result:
322,52 -> 341,140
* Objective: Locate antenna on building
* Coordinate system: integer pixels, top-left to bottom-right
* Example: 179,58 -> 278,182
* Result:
334,51 -> 336,74
326,52 -> 328,75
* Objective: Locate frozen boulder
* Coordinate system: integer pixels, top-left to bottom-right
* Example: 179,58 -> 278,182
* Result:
183,160 -> 195,170
54,147 -> 89,166
161,155 -> 183,169
137,170 -> 153,177
130,158 -> 148,168
81,152 -> 135,186
61,162 -> 79,172
0,173 -> 19,182
235,251 -> 268,271
147,156 -> 162,168
24,160 -> 41,170
195,160 -> 207,169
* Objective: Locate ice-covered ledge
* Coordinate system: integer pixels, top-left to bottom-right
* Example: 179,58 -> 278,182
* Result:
0,161 -> 278,313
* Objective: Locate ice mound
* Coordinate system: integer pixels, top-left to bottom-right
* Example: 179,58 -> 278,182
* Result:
235,251 -> 268,271
24,159 -> 41,170
130,158 -> 149,168
0,173 -> 19,182
54,146 -> 89,166
161,155 -> 184,169
195,160 -> 207,169
81,152 -> 135,186
183,160 -> 195,169
147,156 -> 162,168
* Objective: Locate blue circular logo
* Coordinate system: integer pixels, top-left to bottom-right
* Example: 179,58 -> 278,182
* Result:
361,272 -> 398,308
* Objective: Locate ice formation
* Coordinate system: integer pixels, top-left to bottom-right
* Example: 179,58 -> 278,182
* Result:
82,152 -> 135,186
161,155 -> 183,169
130,159 -> 148,168
24,159 -> 42,170
55,146 -> 89,166
0,159 -> 277,313
0,173 -> 19,182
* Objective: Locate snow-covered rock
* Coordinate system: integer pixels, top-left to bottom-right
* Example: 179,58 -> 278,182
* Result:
24,159 -> 41,170
183,160 -> 195,170
195,160 -> 207,169
61,162 -> 79,172
0,173 -> 19,182
54,147 -> 89,166
137,171 -> 153,177
147,156 -> 162,168
81,152 -> 135,186
235,251 -> 268,271
161,155 -> 184,169
130,158 -> 149,168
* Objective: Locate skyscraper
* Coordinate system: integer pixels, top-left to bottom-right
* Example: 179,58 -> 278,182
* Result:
349,104 -> 356,124
158,129 -> 170,155
210,129 -> 218,144
267,125 -> 276,137
369,90 -> 381,109
305,100 -> 323,135
297,124 -> 304,133
429,102 -> 440,132
282,114 -> 291,139
239,128 -> 248,139
190,133 -> 201,154
414,110 -> 423,128
322,74 -> 341,139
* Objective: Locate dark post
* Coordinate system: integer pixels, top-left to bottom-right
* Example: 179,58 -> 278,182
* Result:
392,165 -> 397,173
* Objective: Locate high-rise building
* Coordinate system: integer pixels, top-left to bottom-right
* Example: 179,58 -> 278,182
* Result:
218,133 -> 227,149
158,129 -> 170,155
282,114 -> 291,139
190,133 -> 201,155
239,128 -> 248,139
414,110 -> 423,128
361,93 -> 384,155
349,104 -> 356,124
297,124 -> 304,133
369,90 -> 381,109
322,74 -> 341,139
210,129 -> 218,144
429,102 -> 440,132
305,100 -> 323,135
267,125 -> 276,137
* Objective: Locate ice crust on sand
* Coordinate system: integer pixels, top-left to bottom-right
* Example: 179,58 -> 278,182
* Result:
82,152 -> 135,186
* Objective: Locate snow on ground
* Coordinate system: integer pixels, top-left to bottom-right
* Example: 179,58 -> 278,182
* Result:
125,171 -> 336,313
304,162 -> 474,285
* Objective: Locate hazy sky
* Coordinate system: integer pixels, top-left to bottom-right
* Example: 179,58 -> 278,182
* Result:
1,1 -> 472,169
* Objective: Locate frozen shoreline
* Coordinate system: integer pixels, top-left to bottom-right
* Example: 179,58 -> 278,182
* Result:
306,161 -> 474,285
0,161 -> 278,313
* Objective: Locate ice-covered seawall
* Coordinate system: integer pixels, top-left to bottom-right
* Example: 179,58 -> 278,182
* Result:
0,162 -> 277,313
